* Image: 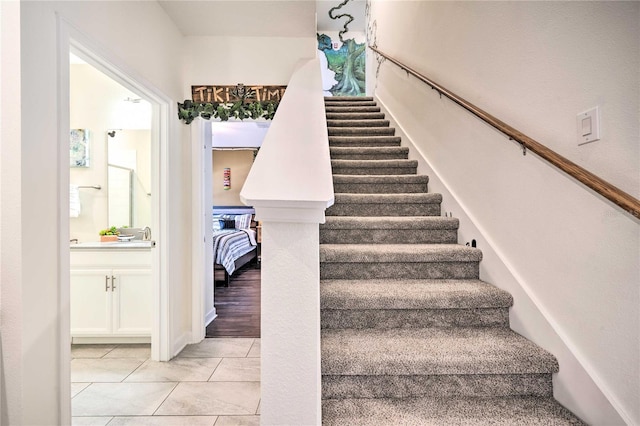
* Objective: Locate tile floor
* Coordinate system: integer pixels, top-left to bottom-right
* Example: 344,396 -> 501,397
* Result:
71,339 -> 260,426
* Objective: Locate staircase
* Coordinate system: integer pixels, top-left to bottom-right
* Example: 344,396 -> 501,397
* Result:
320,96 -> 584,425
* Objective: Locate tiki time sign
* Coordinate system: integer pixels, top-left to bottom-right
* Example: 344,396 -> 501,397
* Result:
192,85 -> 287,104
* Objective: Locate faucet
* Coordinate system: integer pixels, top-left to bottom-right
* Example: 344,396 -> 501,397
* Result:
140,227 -> 151,241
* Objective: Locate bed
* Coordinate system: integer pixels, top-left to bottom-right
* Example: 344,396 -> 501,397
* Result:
212,207 -> 258,286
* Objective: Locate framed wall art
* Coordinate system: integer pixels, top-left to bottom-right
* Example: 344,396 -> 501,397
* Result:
70,128 -> 90,168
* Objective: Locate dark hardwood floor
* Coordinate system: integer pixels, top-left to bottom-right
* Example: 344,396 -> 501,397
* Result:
206,265 -> 261,338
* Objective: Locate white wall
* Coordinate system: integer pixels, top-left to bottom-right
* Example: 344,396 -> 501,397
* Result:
369,1 -> 639,425
14,1 -> 189,424
1,1 -> 23,425
212,150 -> 255,206
184,35 -> 316,95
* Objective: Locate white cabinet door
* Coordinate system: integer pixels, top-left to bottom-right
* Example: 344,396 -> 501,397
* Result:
70,269 -> 112,336
111,268 -> 152,335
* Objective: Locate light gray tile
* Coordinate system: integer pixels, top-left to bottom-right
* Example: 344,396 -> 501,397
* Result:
214,416 -> 260,426
178,338 -> 254,358
72,416 -> 113,426
247,340 -> 260,358
104,344 -> 151,359
72,382 -> 177,416
71,344 -> 117,359
71,358 -> 146,382
155,382 -> 260,416
108,416 -> 217,426
71,382 -> 91,398
126,357 -> 222,382
210,358 -> 260,382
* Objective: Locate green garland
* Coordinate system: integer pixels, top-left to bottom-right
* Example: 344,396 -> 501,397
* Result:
177,99 -> 278,124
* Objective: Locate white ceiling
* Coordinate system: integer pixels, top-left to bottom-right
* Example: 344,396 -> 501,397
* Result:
157,0 -> 366,37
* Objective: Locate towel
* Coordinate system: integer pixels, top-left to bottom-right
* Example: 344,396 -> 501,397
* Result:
70,185 -> 81,217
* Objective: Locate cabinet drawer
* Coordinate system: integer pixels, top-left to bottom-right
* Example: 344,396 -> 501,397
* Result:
71,250 -> 152,267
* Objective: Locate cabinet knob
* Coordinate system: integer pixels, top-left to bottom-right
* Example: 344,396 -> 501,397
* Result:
105,275 -> 110,291
111,275 -> 116,291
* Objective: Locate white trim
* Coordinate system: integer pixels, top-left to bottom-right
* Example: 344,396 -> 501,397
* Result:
191,118 -> 206,343
56,18 -> 72,426
205,309 -> 218,327
171,331 -> 192,359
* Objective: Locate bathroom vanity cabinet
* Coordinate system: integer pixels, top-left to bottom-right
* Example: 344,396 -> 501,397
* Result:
70,243 -> 152,343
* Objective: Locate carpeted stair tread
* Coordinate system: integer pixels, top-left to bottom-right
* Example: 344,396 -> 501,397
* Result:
327,194 -> 442,217
329,136 -> 401,147
332,193 -> 440,205
325,106 -> 382,113
320,217 -> 457,243
322,374 -> 554,399
327,119 -> 390,128
325,96 -> 374,101
330,148 -> 408,161
333,174 -> 428,184
329,127 -> 396,136
321,279 -> 513,310
320,244 -> 482,263
321,327 -> 558,376
322,216 -> 457,230
331,159 -> 417,173
322,396 -> 585,425
326,112 -> 385,120
325,101 -> 377,107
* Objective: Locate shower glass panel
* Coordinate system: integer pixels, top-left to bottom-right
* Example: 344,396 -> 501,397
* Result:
107,130 -> 151,229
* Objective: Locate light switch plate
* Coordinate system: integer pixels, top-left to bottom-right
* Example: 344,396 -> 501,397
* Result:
577,106 -> 600,145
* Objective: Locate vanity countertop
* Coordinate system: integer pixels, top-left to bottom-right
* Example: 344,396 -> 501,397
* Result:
71,241 -> 153,250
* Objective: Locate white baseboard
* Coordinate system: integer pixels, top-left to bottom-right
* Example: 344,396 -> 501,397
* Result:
171,330 -> 192,358
205,307 -> 217,327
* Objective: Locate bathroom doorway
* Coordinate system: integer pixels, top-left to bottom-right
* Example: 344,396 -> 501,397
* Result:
62,33 -> 171,364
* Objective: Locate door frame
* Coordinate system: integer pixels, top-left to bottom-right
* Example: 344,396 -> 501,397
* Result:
191,118 -> 215,340
58,17 -> 171,423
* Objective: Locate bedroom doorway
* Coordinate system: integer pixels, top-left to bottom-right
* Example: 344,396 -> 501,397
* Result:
194,122 -> 267,339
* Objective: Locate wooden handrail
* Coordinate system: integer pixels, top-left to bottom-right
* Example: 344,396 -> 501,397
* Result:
370,46 -> 640,219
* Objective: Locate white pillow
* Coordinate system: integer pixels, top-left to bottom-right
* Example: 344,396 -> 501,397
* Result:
235,213 -> 252,230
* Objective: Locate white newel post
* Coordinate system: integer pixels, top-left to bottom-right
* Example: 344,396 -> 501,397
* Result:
241,57 -> 334,425
261,221 -> 322,425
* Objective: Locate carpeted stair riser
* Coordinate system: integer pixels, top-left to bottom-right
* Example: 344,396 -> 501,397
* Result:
321,229 -> 457,244
321,327 -> 557,376
321,261 -> 479,280
325,106 -> 381,113
325,96 -> 374,102
331,160 -> 417,175
321,308 -> 509,329
326,112 -> 385,120
326,204 -> 440,217
325,101 -> 378,107
322,374 -> 553,399
326,194 -> 442,217
320,244 -> 481,280
329,136 -> 401,147
322,396 -> 584,426
329,127 -> 396,137
330,147 -> 409,161
327,119 -> 390,128
333,175 -> 428,194
320,217 -> 458,244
